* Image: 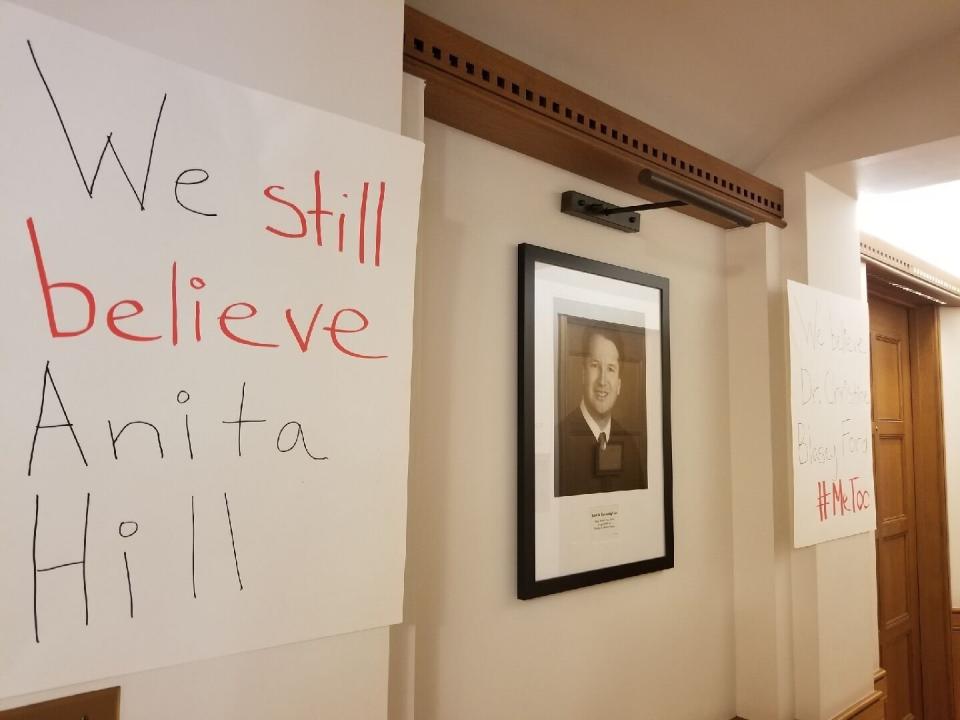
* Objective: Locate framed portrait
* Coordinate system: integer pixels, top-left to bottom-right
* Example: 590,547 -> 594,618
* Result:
517,244 -> 673,599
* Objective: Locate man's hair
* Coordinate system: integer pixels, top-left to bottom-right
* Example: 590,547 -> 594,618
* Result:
581,325 -> 624,362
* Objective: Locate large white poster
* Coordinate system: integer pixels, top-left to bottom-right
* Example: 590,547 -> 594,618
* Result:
0,3 -> 423,697
788,280 -> 876,548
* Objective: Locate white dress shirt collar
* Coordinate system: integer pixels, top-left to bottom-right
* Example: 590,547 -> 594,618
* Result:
579,400 -> 611,442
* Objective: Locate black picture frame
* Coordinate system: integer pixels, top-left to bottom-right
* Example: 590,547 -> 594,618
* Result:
517,243 -> 674,599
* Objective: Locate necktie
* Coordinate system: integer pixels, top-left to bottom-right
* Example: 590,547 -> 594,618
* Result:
598,432 -> 607,452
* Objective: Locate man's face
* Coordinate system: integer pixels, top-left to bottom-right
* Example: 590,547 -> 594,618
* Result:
582,333 -> 621,421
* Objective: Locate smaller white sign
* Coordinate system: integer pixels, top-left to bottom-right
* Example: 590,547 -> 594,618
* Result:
788,280 -> 876,548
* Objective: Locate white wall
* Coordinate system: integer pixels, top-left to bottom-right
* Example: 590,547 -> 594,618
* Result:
942,308 -> 960,608
725,223 -> 794,720
0,1 -> 403,718
404,119 -> 735,720
7,0 -> 402,134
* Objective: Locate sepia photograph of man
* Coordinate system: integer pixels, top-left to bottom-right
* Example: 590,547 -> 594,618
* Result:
556,317 -> 647,497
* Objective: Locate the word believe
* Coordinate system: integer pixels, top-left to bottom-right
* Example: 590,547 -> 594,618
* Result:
28,218 -> 386,358
794,300 -> 868,355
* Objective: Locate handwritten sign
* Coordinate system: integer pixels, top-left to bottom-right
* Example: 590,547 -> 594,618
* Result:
788,280 -> 875,548
0,2 -> 423,697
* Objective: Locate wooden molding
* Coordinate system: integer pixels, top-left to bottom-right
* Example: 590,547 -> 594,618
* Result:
862,234 -> 960,307
830,690 -> 885,720
403,6 -> 785,230
733,670 -> 888,720
952,610 -> 960,714
0,687 -> 120,720
873,668 -> 887,720
866,269 -> 938,308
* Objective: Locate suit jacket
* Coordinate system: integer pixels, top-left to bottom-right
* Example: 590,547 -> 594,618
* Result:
556,407 -> 646,497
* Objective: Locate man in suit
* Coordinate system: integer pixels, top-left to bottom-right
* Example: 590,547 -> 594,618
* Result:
557,327 -> 646,496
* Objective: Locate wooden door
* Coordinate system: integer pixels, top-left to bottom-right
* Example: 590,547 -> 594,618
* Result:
871,296 -> 924,720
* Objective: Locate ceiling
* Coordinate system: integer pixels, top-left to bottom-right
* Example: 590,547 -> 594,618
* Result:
407,0 -> 960,171
817,136 -> 960,196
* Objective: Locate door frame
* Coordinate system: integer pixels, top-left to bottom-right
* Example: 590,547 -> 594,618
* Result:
868,272 -> 955,719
